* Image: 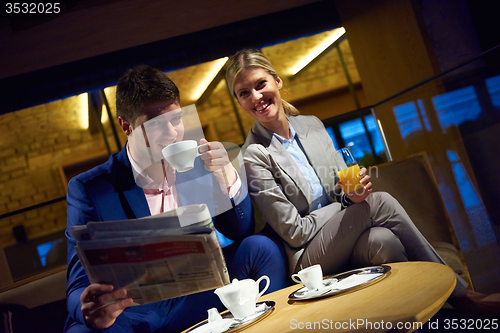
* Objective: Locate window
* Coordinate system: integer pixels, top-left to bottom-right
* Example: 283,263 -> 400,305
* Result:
363,115 -> 385,155
339,118 -> 372,160
325,127 -> 339,150
485,74 -> 500,108
433,86 -> 482,129
323,109 -> 387,166
393,101 -> 422,138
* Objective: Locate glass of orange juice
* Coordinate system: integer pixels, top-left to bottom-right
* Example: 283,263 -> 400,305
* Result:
337,147 -> 363,194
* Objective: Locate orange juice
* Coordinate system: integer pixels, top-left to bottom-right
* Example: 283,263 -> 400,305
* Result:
338,164 -> 363,194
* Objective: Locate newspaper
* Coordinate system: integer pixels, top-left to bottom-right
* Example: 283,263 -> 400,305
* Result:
71,204 -> 229,305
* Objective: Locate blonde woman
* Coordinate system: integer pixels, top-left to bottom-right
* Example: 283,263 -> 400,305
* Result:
226,49 -> 499,318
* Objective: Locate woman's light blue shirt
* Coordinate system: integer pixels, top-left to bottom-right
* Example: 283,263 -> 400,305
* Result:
273,123 -> 330,211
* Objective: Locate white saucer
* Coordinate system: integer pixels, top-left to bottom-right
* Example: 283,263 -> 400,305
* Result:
289,265 -> 391,301
292,278 -> 339,299
186,301 -> 275,333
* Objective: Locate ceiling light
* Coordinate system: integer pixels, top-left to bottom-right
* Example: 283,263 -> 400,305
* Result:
289,27 -> 346,76
101,104 -> 108,124
190,57 -> 228,101
77,93 -> 89,129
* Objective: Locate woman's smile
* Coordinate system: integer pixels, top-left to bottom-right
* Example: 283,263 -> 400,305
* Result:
255,101 -> 271,113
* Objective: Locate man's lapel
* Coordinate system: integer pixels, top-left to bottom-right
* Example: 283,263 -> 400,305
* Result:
122,187 -> 151,218
114,146 -> 151,218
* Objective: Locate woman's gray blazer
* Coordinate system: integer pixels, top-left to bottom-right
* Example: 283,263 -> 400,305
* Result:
242,115 -> 346,272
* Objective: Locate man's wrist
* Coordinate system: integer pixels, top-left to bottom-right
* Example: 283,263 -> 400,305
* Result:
219,169 -> 241,198
216,166 -> 237,186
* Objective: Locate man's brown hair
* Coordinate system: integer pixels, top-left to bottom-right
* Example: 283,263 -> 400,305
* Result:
116,65 -> 180,124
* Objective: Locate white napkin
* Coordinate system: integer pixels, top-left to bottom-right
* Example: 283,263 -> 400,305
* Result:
190,303 -> 269,332
336,273 -> 383,290
189,318 -> 235,333
207,308 -> 223,323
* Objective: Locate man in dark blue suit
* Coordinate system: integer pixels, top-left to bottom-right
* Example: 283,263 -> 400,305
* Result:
65,65 -> 287,333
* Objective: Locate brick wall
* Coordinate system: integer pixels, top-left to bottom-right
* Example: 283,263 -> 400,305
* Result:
0,93 -> 125,246
195,80 -> 252,145
282,40 -> 361,102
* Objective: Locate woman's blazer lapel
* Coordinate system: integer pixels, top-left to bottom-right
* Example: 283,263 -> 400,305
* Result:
288,116 -> 338,202
250,121 -> 314,207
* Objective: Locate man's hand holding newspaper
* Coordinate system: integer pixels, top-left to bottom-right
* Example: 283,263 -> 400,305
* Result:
72,204 -> 230,311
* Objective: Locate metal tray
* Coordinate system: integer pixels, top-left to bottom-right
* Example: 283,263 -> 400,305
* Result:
186,301 -> 275,333
289,265 -> 391,301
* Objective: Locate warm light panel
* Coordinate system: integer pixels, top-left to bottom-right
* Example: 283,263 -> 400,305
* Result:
189,57 -> 228,101
77,93 -> 89,129
289,27 -> 346,75
101,104 -> 109,124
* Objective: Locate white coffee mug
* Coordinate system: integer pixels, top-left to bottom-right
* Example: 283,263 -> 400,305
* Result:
161,140 -> 201,172
291,264 -> 324,290
214,276 -> 270,319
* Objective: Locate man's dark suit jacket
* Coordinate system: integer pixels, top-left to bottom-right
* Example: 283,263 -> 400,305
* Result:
65,145 -> 253,332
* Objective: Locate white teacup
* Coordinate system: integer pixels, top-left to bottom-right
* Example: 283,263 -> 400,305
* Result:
214,276 -> 270,319
292,264 -> 324,290
161,140 -> 201,172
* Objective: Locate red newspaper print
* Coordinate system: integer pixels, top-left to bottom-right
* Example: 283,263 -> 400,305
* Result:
85,241 -> 206,265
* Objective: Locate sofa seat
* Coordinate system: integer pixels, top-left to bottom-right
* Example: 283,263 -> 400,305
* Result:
0,266 -> 67,333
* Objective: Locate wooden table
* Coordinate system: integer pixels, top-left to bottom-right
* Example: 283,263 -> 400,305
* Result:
186,261 -> 457,333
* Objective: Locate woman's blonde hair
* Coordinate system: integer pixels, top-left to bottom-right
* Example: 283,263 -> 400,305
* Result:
226,49 -> 299,116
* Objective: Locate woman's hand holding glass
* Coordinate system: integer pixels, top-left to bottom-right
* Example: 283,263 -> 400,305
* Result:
337,167 -> 373,203
80,283 -> 133,329
335,147 -> 372,203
